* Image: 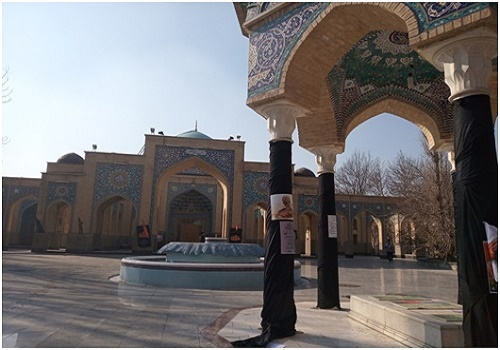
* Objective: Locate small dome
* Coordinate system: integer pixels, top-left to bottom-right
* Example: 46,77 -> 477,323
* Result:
176,129 -> 212,140
57,153 -> 84,164
294,167 -> 316,177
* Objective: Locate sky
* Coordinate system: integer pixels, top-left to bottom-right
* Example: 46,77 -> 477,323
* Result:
2,2 -> 497,179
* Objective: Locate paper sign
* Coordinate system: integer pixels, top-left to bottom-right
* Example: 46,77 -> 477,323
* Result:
280,221 -> 295,254
328,215 -> 337,238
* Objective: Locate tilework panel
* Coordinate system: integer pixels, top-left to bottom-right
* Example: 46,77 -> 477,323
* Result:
335,199 -> 397,218
154,146 -> 235,184
47,182 -> 77,205
246,2 -> 491,100
2,185 -> 39,204
152,145 -> 235,227
298,194 -> 318,214
242,171 -> 268,211
93,163 -> 144,209
247,2 -> 328,98
405,2 -> 492,32
328,30 -> 452,139
167,183 -> 217,207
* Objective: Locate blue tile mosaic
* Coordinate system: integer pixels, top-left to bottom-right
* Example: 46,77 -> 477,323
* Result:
242,171 -> 269,211
405,2 -> 492,32
47,182 -> 77,205
93,163 -> 144,210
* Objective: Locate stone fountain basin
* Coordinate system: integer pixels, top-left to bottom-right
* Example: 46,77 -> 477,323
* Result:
120,242 -> 301,290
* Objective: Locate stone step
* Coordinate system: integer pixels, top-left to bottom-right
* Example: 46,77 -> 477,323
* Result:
349,294 -> 463,347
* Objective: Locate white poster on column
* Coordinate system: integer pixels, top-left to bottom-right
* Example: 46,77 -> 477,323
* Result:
328,215 -> 338,238
280,221 -> 295,254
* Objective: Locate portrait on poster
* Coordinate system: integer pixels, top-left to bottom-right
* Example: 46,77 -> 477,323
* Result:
280,221 -> 295,254
271,194 -> 293,221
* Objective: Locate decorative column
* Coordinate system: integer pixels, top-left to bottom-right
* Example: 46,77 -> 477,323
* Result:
421,27 -> 497,347
312,146 -> 342,309
440,142 -> 461,305
261,100 -> 304,339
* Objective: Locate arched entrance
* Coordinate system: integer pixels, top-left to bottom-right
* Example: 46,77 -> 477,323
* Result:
96,196 -> 137,249
298,211 -> 318,256
5,197 -> 38,246
45,200 -> 71,249
154,157 -> 230,241
243,201 -> 267,245
168,189 -> 212,242
400,216 -> 416,257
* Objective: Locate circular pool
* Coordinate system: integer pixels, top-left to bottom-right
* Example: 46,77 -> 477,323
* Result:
120,242 -> 301,290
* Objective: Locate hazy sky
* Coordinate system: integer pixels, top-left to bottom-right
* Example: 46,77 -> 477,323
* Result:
3,2 -> 493,179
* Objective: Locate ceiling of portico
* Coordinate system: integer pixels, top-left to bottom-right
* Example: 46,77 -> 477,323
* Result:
237,2 -> 498,151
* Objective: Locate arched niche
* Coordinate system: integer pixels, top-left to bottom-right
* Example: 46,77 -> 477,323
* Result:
95,195 -> 137,249
45,200 -> 72,234
242,201 -> 267,246
298,210 -> 318,256
167,189 -> 213,242
5,196 -> 38,246
154,157 -> 230,238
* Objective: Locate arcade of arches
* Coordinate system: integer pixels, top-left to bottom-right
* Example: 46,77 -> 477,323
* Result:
3,128 -> 412,256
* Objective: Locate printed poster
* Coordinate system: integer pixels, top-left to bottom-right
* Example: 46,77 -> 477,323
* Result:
328,215 -> 338,238
271,194 -> 293,221
280,221 -> 295,254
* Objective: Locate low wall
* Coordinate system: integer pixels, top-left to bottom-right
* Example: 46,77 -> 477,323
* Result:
120,256 -> 302,291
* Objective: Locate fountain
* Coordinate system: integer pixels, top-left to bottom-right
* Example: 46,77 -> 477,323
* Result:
120,239 -> 302,290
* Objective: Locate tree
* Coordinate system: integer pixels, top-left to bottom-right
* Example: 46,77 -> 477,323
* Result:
387,141 -> 455,261
2,67 -> 13,104
335,150 -> 386,195
2,67 -> 12,145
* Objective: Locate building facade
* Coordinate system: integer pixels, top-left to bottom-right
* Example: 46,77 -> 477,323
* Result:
3,128 -> 408,256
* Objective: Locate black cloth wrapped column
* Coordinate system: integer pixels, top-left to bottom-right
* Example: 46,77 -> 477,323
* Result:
317,172 -> 340,309
232,103 -> 299,348
260,140 -> 297,337
453,94 -> 497,347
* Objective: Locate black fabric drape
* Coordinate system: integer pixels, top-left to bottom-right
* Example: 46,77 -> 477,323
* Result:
260,140 -> 296,336
453,94 -> 497,347
317,172 -> 341,309
232,140 -> 296,348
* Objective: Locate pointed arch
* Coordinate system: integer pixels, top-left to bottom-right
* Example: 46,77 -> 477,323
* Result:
242,201 -> 267,246
167,189 -> 213,242
298,210 -> 318,256
5,195 -> 38,246
95,195 -> 137,249
154,156 -> 230,238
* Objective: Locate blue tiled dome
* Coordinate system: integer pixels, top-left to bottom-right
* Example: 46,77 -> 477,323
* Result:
176,129 -> 212,140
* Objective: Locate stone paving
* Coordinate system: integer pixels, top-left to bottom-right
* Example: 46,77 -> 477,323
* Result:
2,250 -> 459,347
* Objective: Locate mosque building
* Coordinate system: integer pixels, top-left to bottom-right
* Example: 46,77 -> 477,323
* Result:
2,126 -> 407,256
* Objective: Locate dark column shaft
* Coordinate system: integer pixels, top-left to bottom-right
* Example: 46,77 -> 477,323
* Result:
317,172 -> 340,309
261,140 -> 296,335
453,94 -> 497,347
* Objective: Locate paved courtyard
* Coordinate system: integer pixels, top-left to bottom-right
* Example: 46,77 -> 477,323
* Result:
2,250 -> 459,347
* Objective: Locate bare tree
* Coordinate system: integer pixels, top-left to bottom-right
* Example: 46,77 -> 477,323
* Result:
368,157 -> 388,196
335,150 -> 375,195
2,67 -> 13,104
2,68 -> 12,145
387,142 -> 455,261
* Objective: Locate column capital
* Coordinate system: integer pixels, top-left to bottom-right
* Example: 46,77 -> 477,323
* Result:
257,100 -> 307,142
418,26 -> 497,102
436,142 -> 456,174
310,145 -> 344,175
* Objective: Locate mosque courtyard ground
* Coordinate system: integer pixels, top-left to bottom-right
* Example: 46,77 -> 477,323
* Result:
2,250 -> 458,347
